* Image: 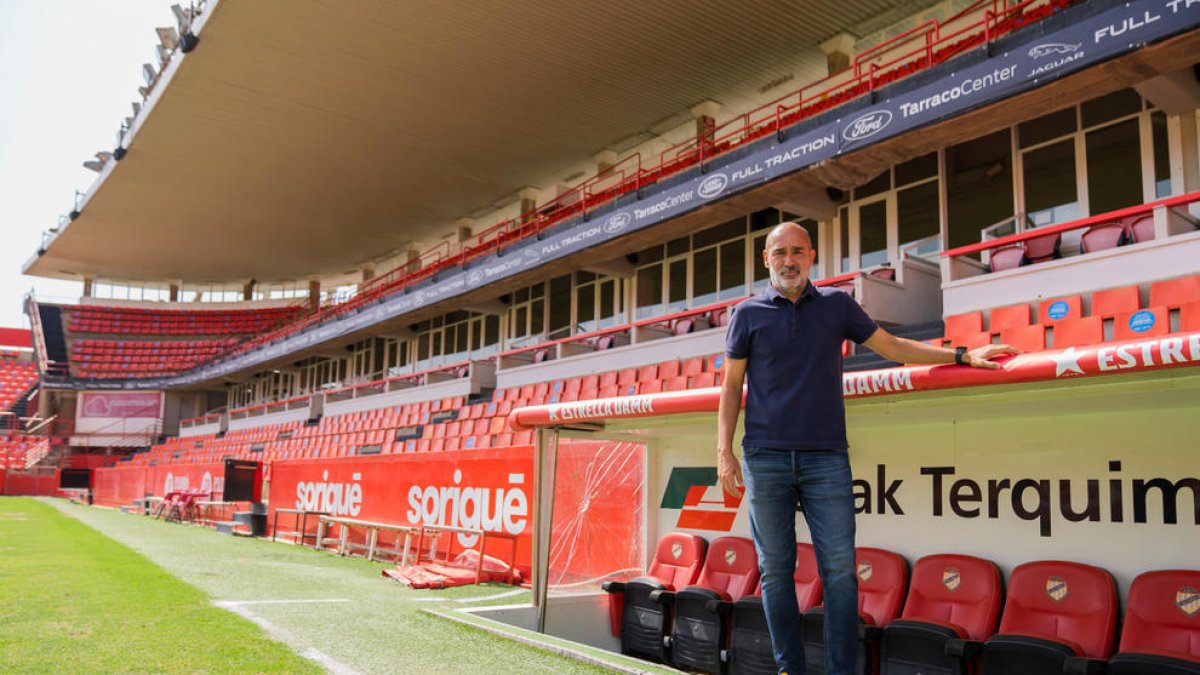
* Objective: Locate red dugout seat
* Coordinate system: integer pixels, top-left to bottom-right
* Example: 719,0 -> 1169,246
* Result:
989,304 -> 1030,332
1114,308 -> 1169,341
1039,295 -> 1083,324
1150,275 -> 1200,310
880,554 -> 1003,675
1104,570 -> 1200,674
1092,285 -> 1140,318
1080,222 -> 1127,253
980,560 -> 1117,674
989,245 -> 1027,272
1051,316 -> 1103,348
804,547 -> 908,674
601,532 -> 707,662
728,543 -> 823,675
664,536 -> 760,674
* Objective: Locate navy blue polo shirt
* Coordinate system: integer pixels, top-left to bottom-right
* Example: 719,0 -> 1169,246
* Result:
725,282 -> 878,450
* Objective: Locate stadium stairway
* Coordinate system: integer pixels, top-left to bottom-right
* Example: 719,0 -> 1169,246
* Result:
37,304 -> 68,365
844,320 -> 945,373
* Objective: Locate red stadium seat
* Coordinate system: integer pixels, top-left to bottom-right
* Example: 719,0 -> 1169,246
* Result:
1024,231 -> 1062,263
728,543 -> 823,674
981,560 -> 1117,673
1104,570 -> 1200,674
1092,285 -> 1141,318
1126,215 -> 1156,243
1114,308 -> 1169,341
602,532 -> 707,659
690,371 -> 716,388
1051,316 -> 1102,348
1080,222 -> 1127,253
1150,275 -> 1200,310
989,304 -> 1030,332
949,331 -> 992,349
989,245 -> 1027,272
1000,324 -> 1046,352
1182,301 -> 1200,333
1039,295 -> 1083,324
666,536 -> 760,673
804,548 -> 909,675
944,312 -> 984,338
880,554 -> 1003,675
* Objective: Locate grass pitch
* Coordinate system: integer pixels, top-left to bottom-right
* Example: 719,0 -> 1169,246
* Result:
7,497 -> 626,674
0,497 -> 317,673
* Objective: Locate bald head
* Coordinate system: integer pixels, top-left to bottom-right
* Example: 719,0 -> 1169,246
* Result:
762,221 -> 816,300
766,221 -> 813,249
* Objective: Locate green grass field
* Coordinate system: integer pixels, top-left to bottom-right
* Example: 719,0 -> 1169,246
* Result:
0,497 -> 640,674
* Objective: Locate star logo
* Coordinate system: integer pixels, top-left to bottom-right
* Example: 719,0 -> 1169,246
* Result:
1049,347 -> 1084,377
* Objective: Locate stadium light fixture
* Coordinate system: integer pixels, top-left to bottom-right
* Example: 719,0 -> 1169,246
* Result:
141,63 -> 156,87
156,26 -> 180,50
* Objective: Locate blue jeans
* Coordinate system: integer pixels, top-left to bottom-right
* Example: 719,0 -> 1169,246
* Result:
742,447 -> 858,675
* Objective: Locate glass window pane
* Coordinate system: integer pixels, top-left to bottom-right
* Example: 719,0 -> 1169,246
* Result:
636,266 -> 663,319
692,248 -> 718,307
1152,111 -> 1171,198
485,315 -> 500,345
898,181 -> 940,255
855,170 -> 890,200
513,306 -> 527,338
1019,108 -> 1076,148
1023,138 -> 1078,225
666,237 -> 689,257
1081,89 -> 1141,129
636,244 -> 663,265
750,208 -> 780,231
668,259 -> 687,311
859,201 -> 888,269
577,284 -> 596,333
718,240 -> 745,300
455,324 -> 469,354
599,280 -> 616,327
1086,118 -> 1142,216
695,217 -> 746,248
548,275 -> 572,336
839,207 -> 852,273
895,152 -> 937,186
752,235 -> 770,291
530,299 -> 544,335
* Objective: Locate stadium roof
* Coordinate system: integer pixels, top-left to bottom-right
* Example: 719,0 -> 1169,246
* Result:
25,0 -> 944,285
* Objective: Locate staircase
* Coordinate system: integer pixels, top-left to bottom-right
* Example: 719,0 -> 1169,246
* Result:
844,320 -> 945,372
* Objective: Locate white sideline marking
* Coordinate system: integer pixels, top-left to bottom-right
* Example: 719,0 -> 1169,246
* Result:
216,598 -> 350,607
213,600 -> 360,674
455,588 -> 525,603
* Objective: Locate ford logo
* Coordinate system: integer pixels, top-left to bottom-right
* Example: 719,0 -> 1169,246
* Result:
1028,43 -> 1080,59
842,110 -> 892,142
604,212 -> 631,234
697,173 -> 729,200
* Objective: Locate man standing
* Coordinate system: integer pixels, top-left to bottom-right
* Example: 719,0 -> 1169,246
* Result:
717,222 -> 1014,674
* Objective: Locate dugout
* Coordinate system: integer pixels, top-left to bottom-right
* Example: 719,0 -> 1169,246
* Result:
465,334 -> 1200,654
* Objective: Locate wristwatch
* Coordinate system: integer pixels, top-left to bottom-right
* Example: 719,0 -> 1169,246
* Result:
954,346 -> 968,365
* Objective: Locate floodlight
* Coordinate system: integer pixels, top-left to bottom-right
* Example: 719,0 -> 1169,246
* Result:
142,63 -> 156,86
131,101 -> 141,115
156,44 -> 170,66
83,160 -> 103,172
171,4 -> 191,32
95,151 -> 113,162
156,26 -> 180,50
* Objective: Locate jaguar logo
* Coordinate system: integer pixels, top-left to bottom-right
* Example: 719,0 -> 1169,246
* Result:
604,212 -> 631,234
671,542 -> 683,560
697,173 -> 729,200
943,567 -> 961,592
1046,575 -> 1068,603
842,110 -> 892,142
1028,43 -> 1080,59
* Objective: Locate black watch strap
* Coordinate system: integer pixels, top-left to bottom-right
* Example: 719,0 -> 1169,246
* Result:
954,346 -> 967,365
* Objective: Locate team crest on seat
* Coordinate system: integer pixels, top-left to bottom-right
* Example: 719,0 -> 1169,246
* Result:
724,548 -> 737,566
857,561 -> 873,581
671,542 -> 683,560
1178,587 -> 1200,617
942,567 -> 961,591
1046,575 -> 1068,602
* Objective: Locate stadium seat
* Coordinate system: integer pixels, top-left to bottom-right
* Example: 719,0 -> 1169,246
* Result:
989,245 -> 1027,272
1182,301 -> 1200,333
879,554 -> 1003,675
1050,316 -> 1103,348
1126,215 -> 1156,243
728,543 -> 823,675
1150,275 -> 1200,310
1024,231 -> 1062,263
602,532 -> 707,662
1114,308 -> 1169,341
944,312 -> 983,338
803,547 -> 908,674
1080,222 -> 1127,253
980,560 -> 1118,674
1103,570 -> 1200,674
666,536 -> 760,674
989,304 -> 1030,332
1039,295 -> 1083,324
1092,285 -> 1141,318
949,331 -> 992,349
1000,324 -> 1046,352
